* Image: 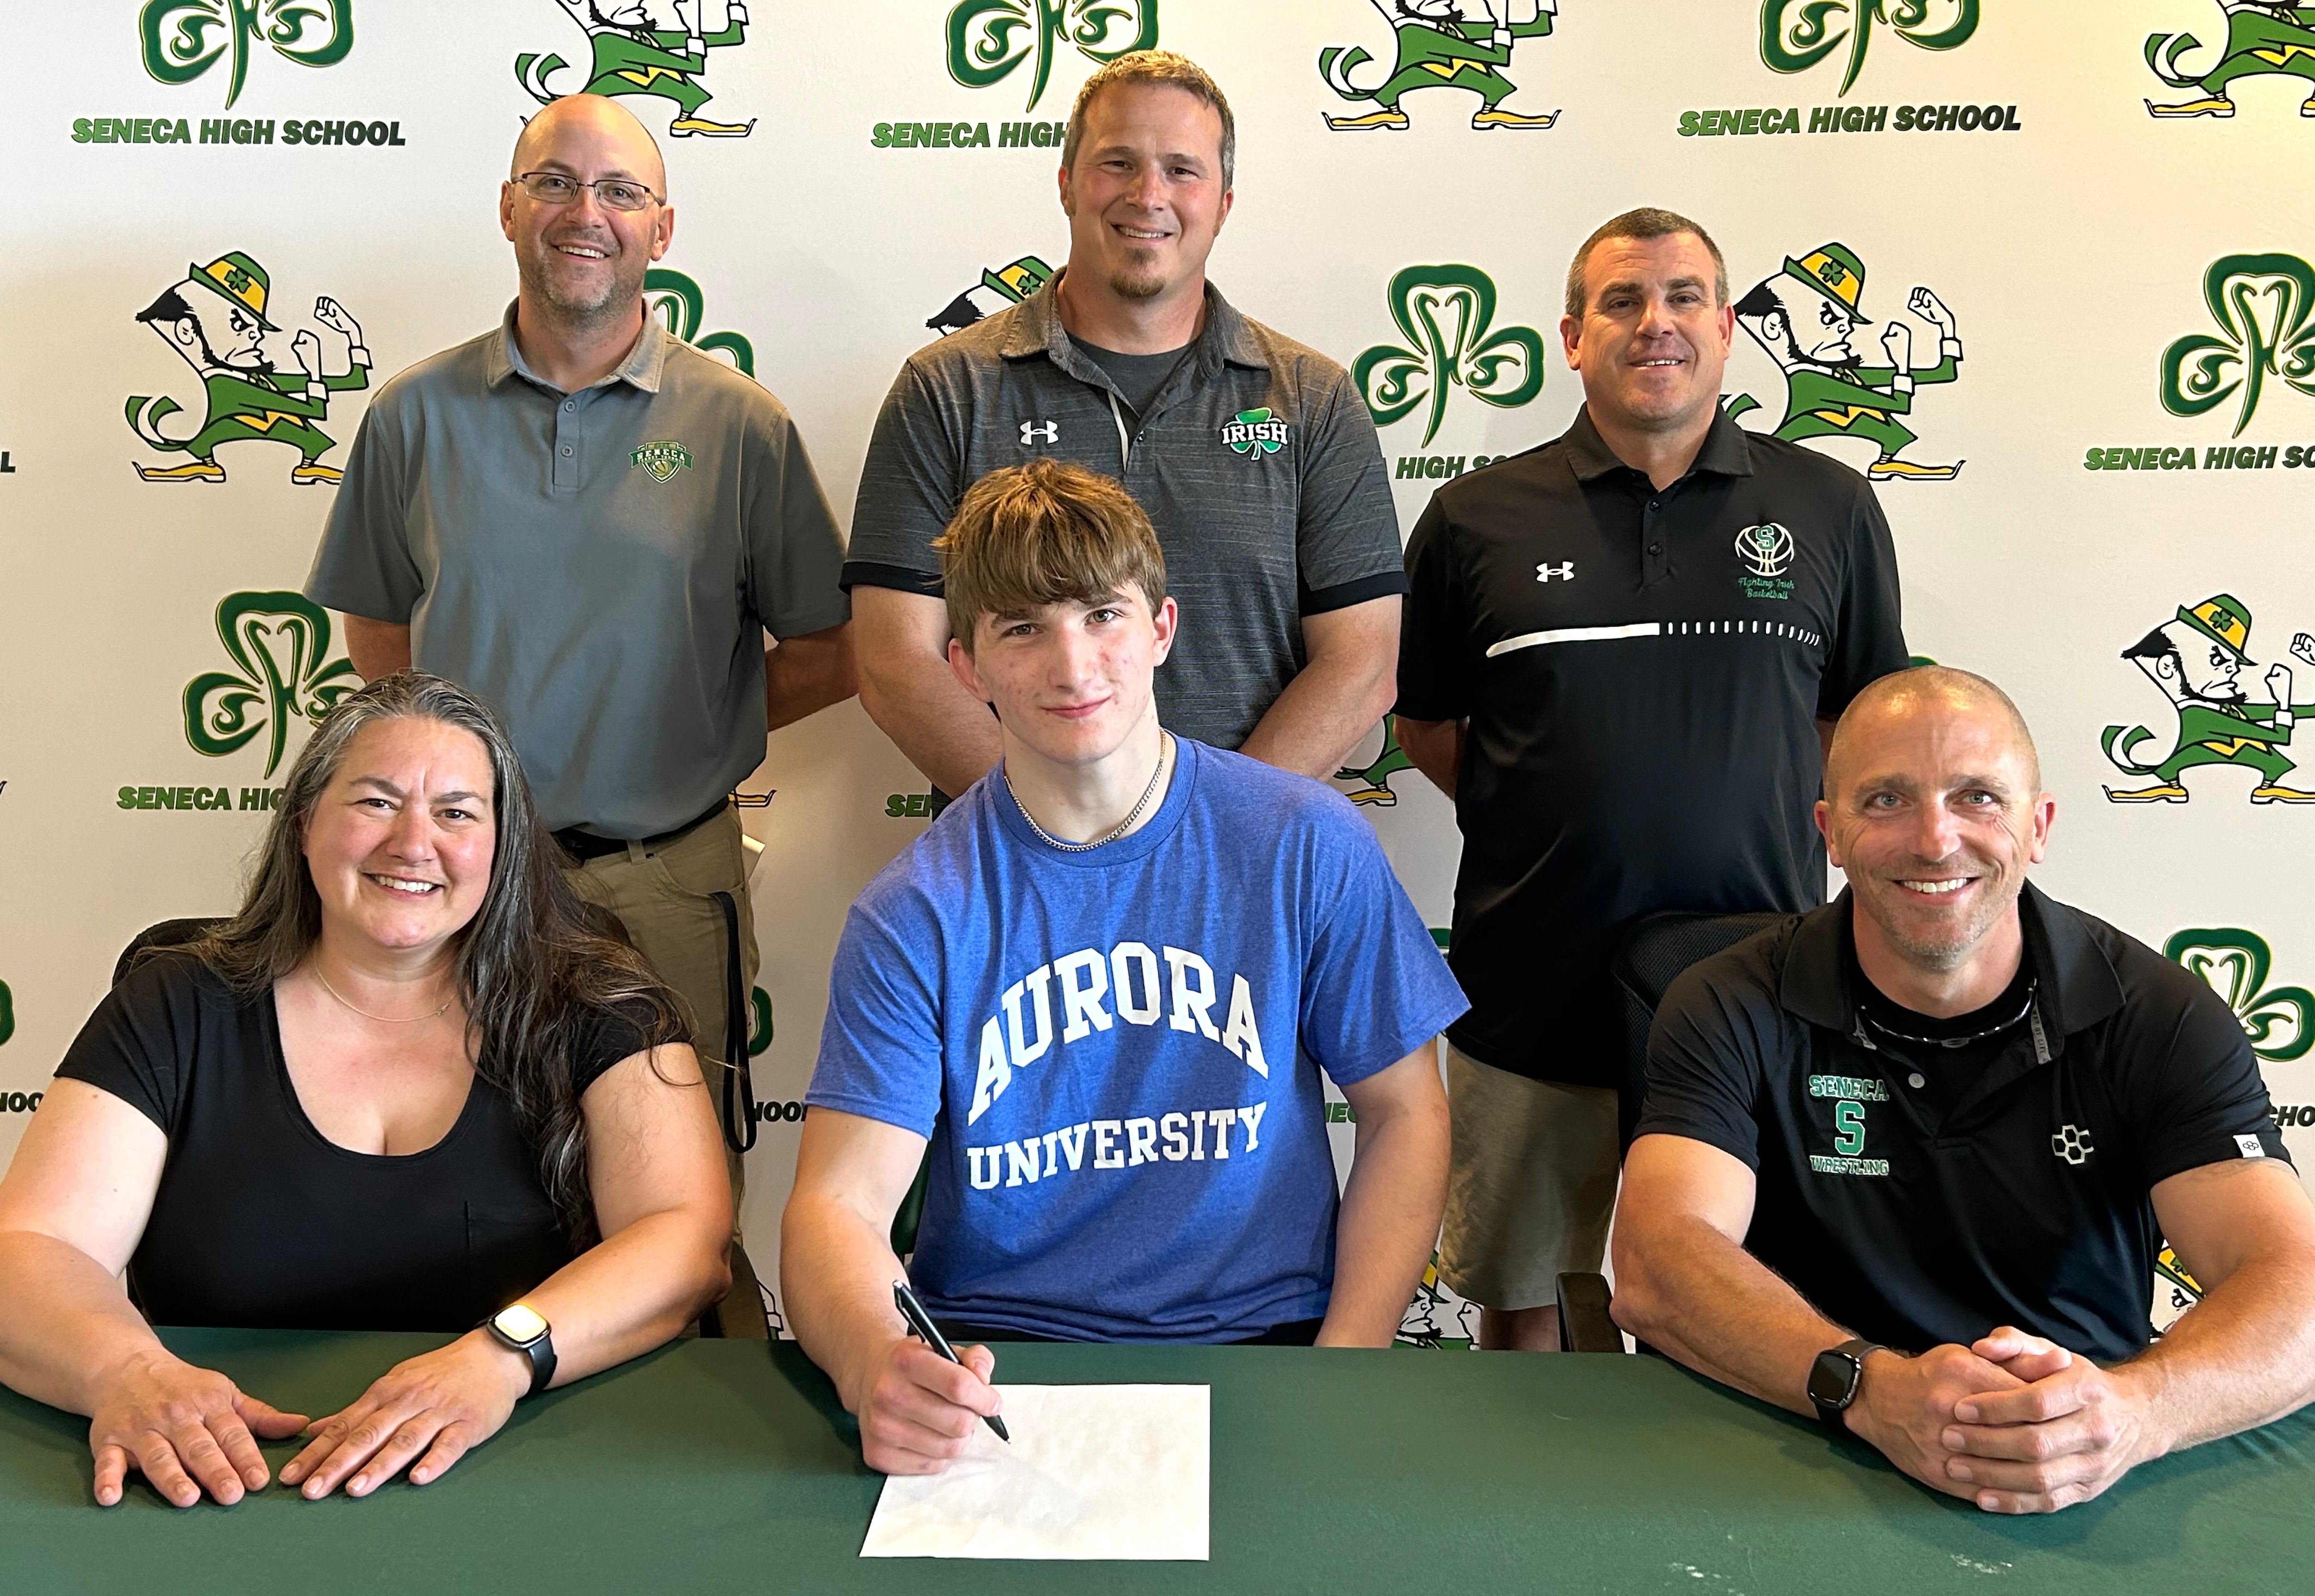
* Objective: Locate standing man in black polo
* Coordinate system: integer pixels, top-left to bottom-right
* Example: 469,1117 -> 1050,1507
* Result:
1614,669 -> 2315,1514
1395,207 -> 1908,1350
846,50 -> 1404,795
305,95 -> 855,1180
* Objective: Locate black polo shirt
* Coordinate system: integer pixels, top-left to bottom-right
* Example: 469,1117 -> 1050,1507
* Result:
1397,407 -> 1907,1087
1639,885 -> 2293,1364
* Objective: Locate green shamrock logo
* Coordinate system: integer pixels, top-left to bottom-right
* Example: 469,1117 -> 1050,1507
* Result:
945,0 -> 1159,111
140,0 -> 354,111
1760,0 -> 1980,98
2165,927 -> 2315,1062
2160,253 -> 2315,439
1221,408 -> 1289,458
644,268 -> 757,378
182,591 -> 360,778
1354,265 -> 1545,448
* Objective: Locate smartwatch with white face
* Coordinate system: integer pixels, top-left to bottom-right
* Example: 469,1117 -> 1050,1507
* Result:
483,1302 -> 557,1398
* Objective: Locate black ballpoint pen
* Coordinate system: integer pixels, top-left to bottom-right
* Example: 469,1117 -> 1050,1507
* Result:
893,1279 -> 1011,1443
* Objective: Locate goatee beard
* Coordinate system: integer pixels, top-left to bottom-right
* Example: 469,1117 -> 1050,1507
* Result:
524,248 -> 646,330
1107,267 -> 1167,303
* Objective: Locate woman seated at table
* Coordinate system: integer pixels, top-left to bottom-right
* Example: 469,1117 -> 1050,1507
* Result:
0,671 -> 733,1509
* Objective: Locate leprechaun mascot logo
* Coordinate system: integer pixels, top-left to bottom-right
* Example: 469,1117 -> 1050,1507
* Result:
126,252 -> 370,486
1396,1253 -> 1479,1348
2146,3 -> 2315,120
1334,717 -> 1418,807
2103,593 -> 2315,804
926,255 -> 1055,337
518,0 -> 757,138
1320,0 -> 1559,132
1729,242 -> 1965,482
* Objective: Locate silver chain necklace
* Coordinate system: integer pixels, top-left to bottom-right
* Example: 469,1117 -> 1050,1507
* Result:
1006,734 -> 1173,852
1862,978 -> 2038,1050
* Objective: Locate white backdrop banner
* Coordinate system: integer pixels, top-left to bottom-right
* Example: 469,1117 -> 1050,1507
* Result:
4,0 -> 2312,1341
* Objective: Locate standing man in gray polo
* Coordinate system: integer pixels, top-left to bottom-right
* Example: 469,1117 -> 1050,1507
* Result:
305,94 -> 855,1179
846,50 -> 1404,796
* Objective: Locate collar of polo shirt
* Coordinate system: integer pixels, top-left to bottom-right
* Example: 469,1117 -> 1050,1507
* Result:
1563,405 -> 1757,484
995,274 -> 1269,388
485,301 -> 670,397
1778,882 -> 2126,1056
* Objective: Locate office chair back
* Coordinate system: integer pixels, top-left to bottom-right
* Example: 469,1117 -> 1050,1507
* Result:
114,917 -> 227,986
1609,910 -> 1787,1149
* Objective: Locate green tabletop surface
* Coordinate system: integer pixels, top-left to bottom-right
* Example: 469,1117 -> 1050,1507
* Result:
0,1328 -> 2307,1594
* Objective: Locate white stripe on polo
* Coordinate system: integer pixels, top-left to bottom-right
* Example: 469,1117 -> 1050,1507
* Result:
1486,623 -> 1661,657
1486,618 -> 1824,658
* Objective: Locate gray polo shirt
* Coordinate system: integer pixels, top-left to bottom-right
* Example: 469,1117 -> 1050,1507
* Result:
306,306 -> 850,837
847,278 -> 1405,751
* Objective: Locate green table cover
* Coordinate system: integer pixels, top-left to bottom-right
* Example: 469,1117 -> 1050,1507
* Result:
0,1329 -> 2306,1593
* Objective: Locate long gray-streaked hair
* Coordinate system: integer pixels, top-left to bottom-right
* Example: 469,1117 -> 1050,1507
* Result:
179,669 -> 689,1244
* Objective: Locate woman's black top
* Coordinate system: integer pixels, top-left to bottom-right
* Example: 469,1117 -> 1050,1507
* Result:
56,951 -> 649,1332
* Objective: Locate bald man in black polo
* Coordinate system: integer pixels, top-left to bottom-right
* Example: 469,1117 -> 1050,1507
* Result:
1614,667 -> 2315,1515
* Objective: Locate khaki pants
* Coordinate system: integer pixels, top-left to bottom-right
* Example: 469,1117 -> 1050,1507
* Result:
566,808 -> 758,1199
1437,1044 -> 1620,1312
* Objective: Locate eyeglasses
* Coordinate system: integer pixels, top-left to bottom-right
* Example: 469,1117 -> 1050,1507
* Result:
513,171 -> 661,212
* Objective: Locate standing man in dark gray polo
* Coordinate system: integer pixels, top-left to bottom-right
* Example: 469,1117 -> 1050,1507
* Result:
304,94 -> 854,1182
1395,207 -> 1909,1350
846,50 -> 1404,796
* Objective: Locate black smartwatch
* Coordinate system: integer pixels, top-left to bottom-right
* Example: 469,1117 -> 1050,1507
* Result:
1806,1338 -> 1885,1432
482,1302 -> 557,1398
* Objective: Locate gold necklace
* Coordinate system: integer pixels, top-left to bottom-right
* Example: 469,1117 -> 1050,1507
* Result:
312,965 -> 456,1024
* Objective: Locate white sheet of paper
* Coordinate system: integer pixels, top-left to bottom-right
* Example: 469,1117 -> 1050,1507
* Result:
859,1384 -> 1210,1561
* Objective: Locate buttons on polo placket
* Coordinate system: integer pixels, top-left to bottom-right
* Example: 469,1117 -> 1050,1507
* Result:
553,393 -> 579,489
1640,491 -> 1671,585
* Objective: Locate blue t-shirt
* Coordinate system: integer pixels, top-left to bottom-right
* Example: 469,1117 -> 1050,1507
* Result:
808,739 -> 1469,1342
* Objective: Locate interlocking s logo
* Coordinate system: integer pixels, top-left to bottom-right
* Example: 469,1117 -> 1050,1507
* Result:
140,0 -> 354,110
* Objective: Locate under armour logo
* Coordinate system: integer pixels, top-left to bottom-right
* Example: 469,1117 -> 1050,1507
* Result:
1536,561 -> 1575,583
2052,1124 -> 2096,1165
1020,420 -> 1058,446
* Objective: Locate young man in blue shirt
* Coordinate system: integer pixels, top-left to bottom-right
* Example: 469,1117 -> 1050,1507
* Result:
782,459 -> 1463,1475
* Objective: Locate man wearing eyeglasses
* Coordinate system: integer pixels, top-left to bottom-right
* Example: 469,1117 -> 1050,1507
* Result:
305,94 -> 854,1185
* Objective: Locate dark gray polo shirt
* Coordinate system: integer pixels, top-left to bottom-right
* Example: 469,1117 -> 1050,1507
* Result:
846,277 -> 1405,751
305,307 -> 850,836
